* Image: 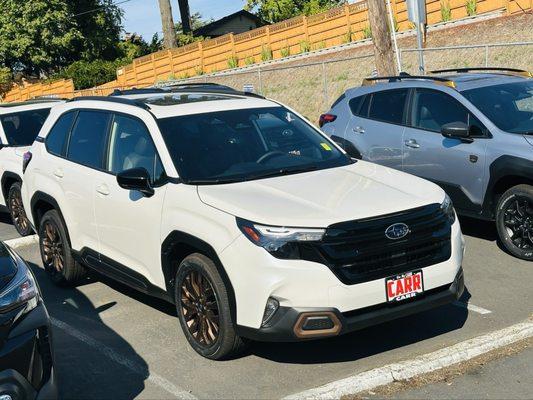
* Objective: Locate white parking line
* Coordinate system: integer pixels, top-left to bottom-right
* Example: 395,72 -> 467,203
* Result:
453,301 -> 493,315
4,234 -> 38,249
51,317 -> 197,399
283,318 -> 533,400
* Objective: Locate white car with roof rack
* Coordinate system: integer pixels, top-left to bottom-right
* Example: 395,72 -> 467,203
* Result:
21,87 -> 464,359
0,99 -> 63,236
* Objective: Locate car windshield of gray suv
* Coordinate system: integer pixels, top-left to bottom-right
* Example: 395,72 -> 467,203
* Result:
157,106 -> 352,184
462,81 -> 533,134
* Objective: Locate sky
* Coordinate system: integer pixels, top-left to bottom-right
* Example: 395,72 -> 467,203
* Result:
120,0 -> 247,40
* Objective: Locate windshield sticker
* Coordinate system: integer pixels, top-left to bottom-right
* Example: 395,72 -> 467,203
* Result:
320,143 -> 333,151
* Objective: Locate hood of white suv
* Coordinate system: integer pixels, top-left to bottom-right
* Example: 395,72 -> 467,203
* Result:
524,135 -> 533,147
197,161 -> 445,227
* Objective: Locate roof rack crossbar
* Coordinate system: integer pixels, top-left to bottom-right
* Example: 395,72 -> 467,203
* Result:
430,67 -> 532,77
362,75 -> 456,88
68,96 -> 151,110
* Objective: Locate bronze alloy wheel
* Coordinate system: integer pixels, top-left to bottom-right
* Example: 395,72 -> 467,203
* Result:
9,186 -> 30,234
41,221 -> 65,274
503,196 -> 533,250
180,270 -> 220,347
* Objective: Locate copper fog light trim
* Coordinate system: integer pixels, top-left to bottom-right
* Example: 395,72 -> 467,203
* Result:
293,311 -> 342,339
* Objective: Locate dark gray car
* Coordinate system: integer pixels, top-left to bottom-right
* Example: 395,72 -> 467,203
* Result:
321,68 -> 533,260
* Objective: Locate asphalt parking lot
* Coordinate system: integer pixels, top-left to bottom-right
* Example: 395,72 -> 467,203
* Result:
3,215 -> 532,399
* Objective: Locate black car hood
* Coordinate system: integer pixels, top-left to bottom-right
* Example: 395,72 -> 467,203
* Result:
0,243 -> 17,293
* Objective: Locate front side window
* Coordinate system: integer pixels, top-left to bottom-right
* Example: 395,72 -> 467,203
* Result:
67,111 -> 111,169
46,111 -> 76,156
107,114 -> 165,185
368,89 -> 408,124
0,108 -> 50,146
157,106 -> 351,184
462,81 -> 533,134
411,89 -> 486,135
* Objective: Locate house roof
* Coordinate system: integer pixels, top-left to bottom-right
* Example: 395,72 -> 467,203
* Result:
194,10 -> 268,37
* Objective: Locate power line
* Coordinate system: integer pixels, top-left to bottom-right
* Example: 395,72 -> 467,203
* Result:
72,0 -> 133,18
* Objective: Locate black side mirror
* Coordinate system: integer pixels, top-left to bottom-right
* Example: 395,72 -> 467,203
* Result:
441,122 -> 473,143
117,168 -> 154,197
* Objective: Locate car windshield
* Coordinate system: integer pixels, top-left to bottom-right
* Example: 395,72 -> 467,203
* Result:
157,106 -> 352,184
462,81 -> 533,134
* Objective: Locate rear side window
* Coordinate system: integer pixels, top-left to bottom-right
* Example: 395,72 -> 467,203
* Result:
0,108 -> 50,146
67,111 -> 111,169
46,112 -> 75,156
349,96 -> 365,115
368,89 -> 408,124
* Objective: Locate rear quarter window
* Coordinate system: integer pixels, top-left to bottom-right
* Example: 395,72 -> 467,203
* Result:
0,108 -> 50,146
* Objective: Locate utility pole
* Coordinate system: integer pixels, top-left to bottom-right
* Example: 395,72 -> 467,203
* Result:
366,0 -> 397,76
158,0 -> 178,49
177,0 -> 192,34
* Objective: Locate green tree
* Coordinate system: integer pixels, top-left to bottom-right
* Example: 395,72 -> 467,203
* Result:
245,0 -> 346,23
0,66 -> 13,97
0,0 -> 81,77
67,0 -> 124,61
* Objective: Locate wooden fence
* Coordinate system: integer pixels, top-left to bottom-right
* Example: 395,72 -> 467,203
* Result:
115,0 -> 514,87
1,0 -> 528,102
1,79 -> 75,103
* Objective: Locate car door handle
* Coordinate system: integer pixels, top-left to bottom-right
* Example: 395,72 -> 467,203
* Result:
53,169 -> 64,178
352,126 -> 365,134
404,139 -> 420,149
96,184 -> 110,196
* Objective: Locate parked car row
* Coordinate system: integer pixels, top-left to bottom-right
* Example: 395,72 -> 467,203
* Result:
0,67 -> 527,396
321,68 -> 533,261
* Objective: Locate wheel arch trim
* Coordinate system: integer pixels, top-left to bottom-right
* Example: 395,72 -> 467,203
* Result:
484,155 -> 533,218
1,171 -> 22,201
161,230 -> 237,322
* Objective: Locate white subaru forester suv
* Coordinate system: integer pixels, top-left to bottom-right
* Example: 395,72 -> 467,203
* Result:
0,99 -> 63,236
22,88 -> 465,359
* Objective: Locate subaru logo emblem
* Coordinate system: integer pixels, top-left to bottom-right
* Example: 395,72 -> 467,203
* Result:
385,223 -> 410,240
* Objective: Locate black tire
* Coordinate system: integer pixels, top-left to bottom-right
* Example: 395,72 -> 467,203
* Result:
8,182 -> 33,236
38,210 -> 86,286
174,253 -> 247,360
496,184 -> 533,261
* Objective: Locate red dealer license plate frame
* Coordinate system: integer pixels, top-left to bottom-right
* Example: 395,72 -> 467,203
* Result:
385,270 -> 424,303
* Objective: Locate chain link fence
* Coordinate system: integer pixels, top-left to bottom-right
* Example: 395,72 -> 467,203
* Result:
158,41 -> 533,124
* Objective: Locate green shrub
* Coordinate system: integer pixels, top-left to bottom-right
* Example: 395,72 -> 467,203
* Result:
300,40 -> 311,53
280,43 -> 291,58
0,66 -> 13,97
194,66 -> 204,76
227,56 -> 239,69
362,25 -> 372,39
55,59 -> 125,90
343,27 -> 354,44
245,56 -> 255,65
314,40 -> 326,50
261,45 -> 273,61
466,0 -> 477,16
441,1 -> 452,22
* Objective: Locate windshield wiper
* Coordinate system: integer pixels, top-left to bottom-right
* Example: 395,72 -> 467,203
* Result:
247,165 -> 319,181
186,177 -> 246,185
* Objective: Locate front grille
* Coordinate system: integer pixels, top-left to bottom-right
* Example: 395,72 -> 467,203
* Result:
303,203 -> 452,285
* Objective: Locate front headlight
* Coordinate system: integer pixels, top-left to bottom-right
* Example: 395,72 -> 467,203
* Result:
0,257 -> 39,314
237,218 -> 325,259
441,194 -> 456,224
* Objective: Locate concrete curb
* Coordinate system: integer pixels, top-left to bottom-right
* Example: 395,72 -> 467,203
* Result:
4,234 -> 39,249
283,319 -> 533,399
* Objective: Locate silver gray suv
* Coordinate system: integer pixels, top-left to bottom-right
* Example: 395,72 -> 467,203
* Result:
321,68 -> 533,260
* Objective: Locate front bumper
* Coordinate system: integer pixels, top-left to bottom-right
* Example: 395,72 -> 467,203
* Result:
237,267 -> 464,342
0,303 -> 57,400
